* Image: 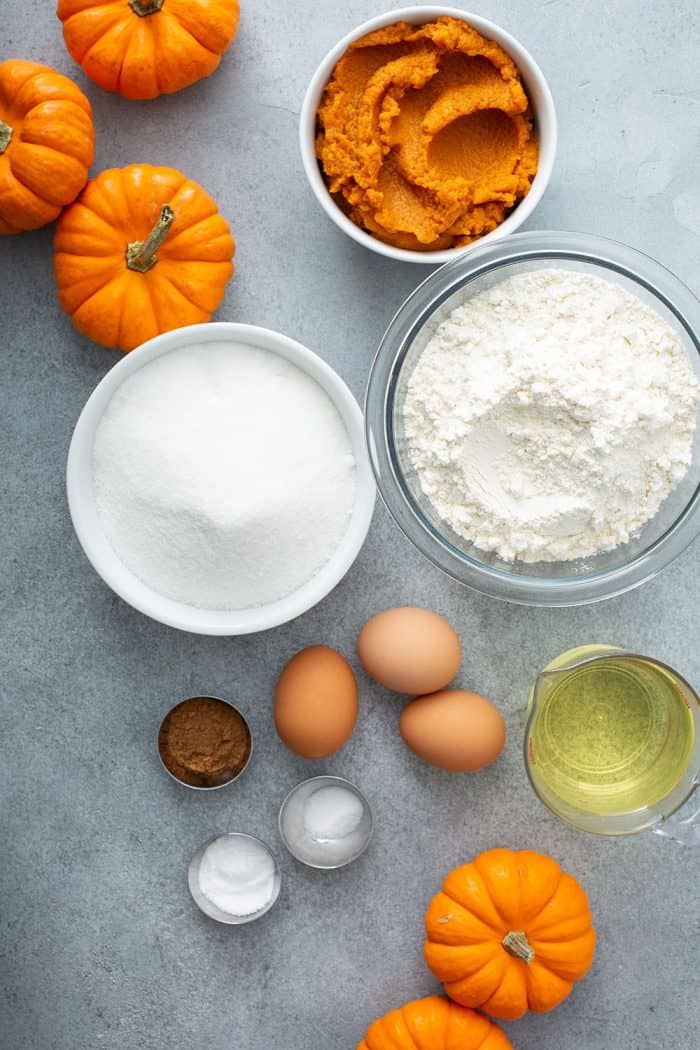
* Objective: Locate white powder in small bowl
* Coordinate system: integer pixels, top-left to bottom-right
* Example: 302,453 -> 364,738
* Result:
93,342 -> 357,609
198,835 -> 276,918
303,785 -> 364,842
279,778 -> 372,868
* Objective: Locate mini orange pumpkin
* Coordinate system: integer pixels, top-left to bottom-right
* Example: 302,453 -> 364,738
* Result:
424,849 -> 595,1021
358,996 -> 513,1050
57,0 -> 240,100
0,59 -> 94,234
54,164 -> 235,351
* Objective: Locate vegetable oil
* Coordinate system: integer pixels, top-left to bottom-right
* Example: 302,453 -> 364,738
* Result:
527,645 -> 695,819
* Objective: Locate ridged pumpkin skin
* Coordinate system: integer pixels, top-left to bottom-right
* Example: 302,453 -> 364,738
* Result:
0,59 -> 94,234
425,849 -> 595,1020
358,996 -> 513,1050
54,164 -> 235,351
57,0 -> 240,100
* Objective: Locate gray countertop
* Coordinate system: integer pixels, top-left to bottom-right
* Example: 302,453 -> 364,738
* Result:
1,2 -> 699,1048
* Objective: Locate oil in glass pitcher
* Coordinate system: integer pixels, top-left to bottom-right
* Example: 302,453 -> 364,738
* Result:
525,645 -> 699,836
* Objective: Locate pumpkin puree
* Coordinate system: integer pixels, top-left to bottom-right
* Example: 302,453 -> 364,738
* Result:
316,17 -> 539,251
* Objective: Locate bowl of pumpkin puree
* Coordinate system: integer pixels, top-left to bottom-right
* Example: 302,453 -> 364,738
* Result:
300,7 -> 556,264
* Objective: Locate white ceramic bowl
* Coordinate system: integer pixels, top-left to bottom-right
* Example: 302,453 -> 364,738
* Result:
67,323 -> 376,635
299,6 -> 557,265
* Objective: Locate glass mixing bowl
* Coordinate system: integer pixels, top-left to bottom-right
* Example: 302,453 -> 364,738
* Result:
365,231 -> 700,606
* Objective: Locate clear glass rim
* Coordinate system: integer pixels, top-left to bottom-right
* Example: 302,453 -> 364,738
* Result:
364,230 -> 700,607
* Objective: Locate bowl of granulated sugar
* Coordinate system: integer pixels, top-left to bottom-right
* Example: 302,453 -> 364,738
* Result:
67,323 -> 375,634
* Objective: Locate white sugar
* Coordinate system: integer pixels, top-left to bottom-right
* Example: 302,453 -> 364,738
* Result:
93,342 -> 357,609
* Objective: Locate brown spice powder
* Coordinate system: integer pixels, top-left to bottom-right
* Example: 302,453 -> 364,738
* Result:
158,696 -> 251,788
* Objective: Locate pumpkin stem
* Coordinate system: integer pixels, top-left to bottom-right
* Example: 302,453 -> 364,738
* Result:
0,119 -> 12,154
502,931 -> 535,965
126,204 -> 175,274
129,0 -> 164,15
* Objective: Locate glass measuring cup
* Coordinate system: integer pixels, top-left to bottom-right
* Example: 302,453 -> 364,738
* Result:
524,645 -> 700,843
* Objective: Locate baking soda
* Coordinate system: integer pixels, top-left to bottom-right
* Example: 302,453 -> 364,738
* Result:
303,785 -> 364,842
280,779 -> 371,867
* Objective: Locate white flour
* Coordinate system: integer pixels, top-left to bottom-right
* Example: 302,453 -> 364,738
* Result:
93,342 -> 356,608
403,269 -> 698,563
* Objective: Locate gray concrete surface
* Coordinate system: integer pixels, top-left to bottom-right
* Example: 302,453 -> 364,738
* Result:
1,2 -> 699,1048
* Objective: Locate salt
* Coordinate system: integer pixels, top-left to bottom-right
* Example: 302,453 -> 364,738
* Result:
93,342 -> 357,610
198,835 -> 276,917
303,785 -> 364,842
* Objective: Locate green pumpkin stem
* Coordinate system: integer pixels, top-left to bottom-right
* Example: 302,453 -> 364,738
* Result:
502,930 -> 535,965
129,0 -> 164,16
0,119 -> 13,154
126,204 -> 175,274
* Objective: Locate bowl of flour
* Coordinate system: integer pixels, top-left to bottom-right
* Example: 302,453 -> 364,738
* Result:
68,323 -> 375,634
366,231 -> 700,605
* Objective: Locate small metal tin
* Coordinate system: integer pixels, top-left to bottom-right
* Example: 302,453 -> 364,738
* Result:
188,833 -> 282,925
157,695 -> 253,790
278,775 -> 374,870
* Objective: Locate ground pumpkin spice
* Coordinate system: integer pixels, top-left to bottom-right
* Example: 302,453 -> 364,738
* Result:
158,697 -> 251,787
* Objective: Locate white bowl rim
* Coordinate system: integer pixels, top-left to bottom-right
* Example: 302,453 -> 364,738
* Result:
299,5 -> 558,265
66,322 -> 376,636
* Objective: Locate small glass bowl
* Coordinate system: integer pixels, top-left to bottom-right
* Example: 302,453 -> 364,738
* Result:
188,833 -> 282,925
278,776 -> 374,870
157,696 -> 253,790
365,230 -> 700,606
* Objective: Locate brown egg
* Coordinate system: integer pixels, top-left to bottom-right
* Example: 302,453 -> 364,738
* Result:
274,646 -> 358,759
357,607 -> 462,694
399,690 -> 506,771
